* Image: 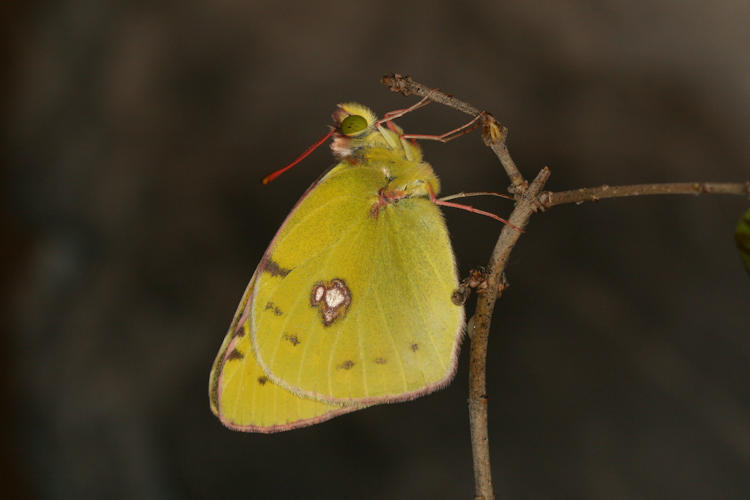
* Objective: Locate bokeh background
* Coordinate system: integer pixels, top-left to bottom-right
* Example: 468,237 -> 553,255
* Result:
4,1 -> 750,499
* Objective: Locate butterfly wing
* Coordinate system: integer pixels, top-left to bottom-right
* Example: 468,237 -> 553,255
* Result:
209,272 -> 360,433
250,160 -> 464,405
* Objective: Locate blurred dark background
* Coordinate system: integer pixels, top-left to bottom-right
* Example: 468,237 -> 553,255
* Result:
4,1 -> 749,499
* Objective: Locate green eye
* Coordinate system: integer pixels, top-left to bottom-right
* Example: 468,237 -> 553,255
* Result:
340,114 -> 368,135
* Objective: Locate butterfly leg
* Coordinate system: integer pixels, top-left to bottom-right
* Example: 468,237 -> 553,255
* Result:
401,111 -> 487,143
438,191 -> 514,202
377,92 -> 436,127
370,187 -> 407,217
427,184 -> 523,231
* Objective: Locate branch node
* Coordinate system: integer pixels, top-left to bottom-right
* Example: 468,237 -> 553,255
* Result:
481,114 -> 506,147
508,180 -> 529,196
381,73 -> 415,96
538,191 -> 552,208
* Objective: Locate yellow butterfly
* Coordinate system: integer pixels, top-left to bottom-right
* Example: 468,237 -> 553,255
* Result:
209,103 -> 464,432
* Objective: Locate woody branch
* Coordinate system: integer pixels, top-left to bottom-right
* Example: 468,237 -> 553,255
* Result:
381,72 -> 749,500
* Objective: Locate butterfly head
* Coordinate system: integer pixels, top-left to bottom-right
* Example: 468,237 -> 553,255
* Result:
331,103 -> 392,158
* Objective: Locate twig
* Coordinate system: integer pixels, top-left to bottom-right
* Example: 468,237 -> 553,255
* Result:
467,167 -> 550,500
380,73 -> 749,500
486,137 -> 527,194
381,73 -> 526,192
382,73 -> 482,116
540,181 -> 750,207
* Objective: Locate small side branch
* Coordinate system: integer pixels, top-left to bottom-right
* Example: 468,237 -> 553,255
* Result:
540,181 -> 750,208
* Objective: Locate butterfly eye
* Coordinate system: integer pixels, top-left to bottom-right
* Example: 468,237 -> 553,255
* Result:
340,114 -> 368,135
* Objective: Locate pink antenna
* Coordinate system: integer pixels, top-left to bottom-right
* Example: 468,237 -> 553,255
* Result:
261,128 -> 335,184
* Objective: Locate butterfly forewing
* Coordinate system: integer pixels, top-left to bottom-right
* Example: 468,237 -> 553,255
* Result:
250,161 -> 464,405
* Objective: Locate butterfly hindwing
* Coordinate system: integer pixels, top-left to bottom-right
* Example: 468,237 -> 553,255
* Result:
210,272 -> 360,433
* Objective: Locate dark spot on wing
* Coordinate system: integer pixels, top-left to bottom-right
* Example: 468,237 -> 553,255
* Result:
310,278 -> 352,326
374,357 -> 387,365
265,302 -> 283,316
232,323 -> 246,338
227,348 -> 244,361
337,360 -> 355,370
257,376 -> 268,385
263,257 -> 291,277
283,333 -> 300,346
410,343 -> 419,352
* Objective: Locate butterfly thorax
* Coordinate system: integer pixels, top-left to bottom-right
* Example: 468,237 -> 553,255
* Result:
331,103 -> 441,211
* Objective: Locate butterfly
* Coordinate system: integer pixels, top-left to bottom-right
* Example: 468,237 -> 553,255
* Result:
209,102 -> 465,432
